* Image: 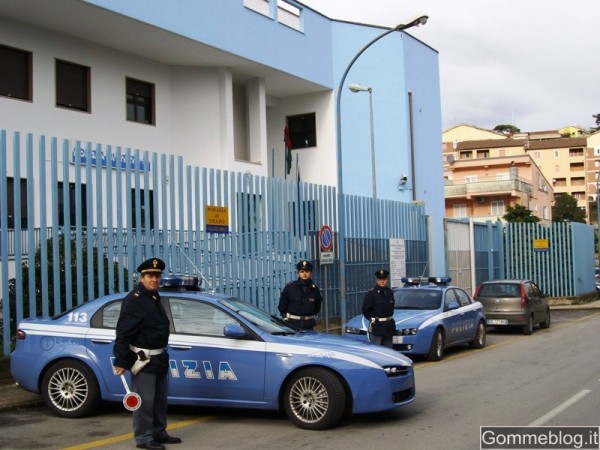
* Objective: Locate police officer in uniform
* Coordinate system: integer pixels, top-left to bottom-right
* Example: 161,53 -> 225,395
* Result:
278,260 -> 323,330
113,258 -> 182,450
362,269 -> 396,348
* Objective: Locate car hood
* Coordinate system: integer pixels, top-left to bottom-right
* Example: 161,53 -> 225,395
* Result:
347,309 -> 440,330
272,331 -> 413,367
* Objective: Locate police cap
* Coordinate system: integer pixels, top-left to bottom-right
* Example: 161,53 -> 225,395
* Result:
375,269 -> 389,279
296,260 -> 313,271
137,258 -> 166,274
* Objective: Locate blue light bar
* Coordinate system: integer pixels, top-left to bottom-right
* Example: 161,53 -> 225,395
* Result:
160,274 -> 201,289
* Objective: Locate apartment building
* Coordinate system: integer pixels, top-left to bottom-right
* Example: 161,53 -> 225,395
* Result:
443,124 -> 598,223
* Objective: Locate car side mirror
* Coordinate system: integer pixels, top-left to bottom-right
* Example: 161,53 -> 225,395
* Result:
223,323 -> 247,338
446,301 -> 460,311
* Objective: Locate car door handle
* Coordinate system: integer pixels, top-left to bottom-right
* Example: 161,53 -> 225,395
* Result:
170,344 -> 192,350
90,339 -> 113,344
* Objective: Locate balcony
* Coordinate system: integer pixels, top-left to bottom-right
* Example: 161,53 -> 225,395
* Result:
444,176 -> 533,197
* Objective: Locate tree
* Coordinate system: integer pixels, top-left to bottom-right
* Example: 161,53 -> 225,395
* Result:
592,114 -> 600,132
493,124 -> 520,135
552,194 -> 587,223
503,204 -> 540,223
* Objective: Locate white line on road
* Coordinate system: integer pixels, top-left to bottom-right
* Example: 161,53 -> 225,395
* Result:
529,389 -> 592,426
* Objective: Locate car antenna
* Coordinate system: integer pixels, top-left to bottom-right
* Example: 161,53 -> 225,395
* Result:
418,262 -> 429,286
168,235 -> 216,293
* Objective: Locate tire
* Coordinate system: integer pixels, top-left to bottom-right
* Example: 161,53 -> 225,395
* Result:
522,315 -> 533,335
427,328 -> 445,361
539,309 -> 551,329
469,321 -> 486,349
283,367 -> 346,430
41,360 -> 100,418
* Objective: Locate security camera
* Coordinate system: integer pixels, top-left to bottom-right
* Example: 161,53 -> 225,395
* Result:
400,175 -> 408,185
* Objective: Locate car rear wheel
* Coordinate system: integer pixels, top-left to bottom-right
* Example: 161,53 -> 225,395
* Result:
539,309 -> 551,329
469,320 -> 486,349
427,328 -> 445,361
522,315 -> 534,335
283,367 -> 346,430
41,360 -> 100,418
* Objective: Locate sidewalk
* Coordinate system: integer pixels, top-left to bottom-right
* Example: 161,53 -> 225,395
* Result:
1,299 -> 599,413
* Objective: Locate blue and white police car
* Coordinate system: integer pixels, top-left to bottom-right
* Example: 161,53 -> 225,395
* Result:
345,277 -> 486,361
10,274 -> 415,430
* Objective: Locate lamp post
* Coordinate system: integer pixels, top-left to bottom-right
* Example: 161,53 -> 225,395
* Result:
348,83 -> 376,201
335,15 -> 428,332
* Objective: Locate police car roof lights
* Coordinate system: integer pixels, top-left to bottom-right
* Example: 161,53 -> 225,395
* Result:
160,273 -> 202,291
401,276 -> 452,286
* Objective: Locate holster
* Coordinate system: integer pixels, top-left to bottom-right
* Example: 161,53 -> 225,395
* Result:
130,350 -> 150,375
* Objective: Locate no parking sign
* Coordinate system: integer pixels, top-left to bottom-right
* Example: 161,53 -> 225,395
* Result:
319,225 -> 334,264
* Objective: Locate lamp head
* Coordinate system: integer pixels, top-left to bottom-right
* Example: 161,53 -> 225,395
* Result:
348,83 -> 372,93
395,14 -> 428,31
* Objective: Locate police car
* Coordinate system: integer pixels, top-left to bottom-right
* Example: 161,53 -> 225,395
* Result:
345,277 -> 486,361
10,274 -> 415,430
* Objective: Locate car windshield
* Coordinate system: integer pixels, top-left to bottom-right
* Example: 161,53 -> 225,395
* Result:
220,297 -> 296,334
393,290 -> 442,310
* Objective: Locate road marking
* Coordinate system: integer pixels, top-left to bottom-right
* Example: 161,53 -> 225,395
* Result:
528,389 -> 592,426
61,416 -> 213,450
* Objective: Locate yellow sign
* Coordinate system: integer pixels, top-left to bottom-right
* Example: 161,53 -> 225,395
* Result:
205,205 -> 229,233
533,239 -> 549,252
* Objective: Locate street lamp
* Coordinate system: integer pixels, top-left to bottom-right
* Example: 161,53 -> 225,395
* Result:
335,15 -> 428,332
348,83 -> 376,201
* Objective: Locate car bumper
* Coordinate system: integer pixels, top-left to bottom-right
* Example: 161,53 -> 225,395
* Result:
485,312 -> 529,326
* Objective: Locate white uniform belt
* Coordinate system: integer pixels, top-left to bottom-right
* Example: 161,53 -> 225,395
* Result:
129,345 -> 164,356
371,316 -> 393,322
286,313 -> 315,320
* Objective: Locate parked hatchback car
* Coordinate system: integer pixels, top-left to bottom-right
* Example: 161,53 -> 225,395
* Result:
11,274 -> 415,430
473,280 -> 551,335
345,277 -> 487,361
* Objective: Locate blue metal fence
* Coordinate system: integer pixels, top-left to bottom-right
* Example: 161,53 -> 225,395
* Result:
0,130 -> 430,354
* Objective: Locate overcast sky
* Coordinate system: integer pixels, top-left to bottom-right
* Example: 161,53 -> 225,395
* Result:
300,0 -> 600,133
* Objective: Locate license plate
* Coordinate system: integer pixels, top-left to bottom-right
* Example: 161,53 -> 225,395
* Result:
487,319 -> 508,325
392,336 -> 404,344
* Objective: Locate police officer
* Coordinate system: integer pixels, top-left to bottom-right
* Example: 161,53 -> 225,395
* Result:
113,258 -> 182,450
278,260 -> 323,330
362,269 -> 396,348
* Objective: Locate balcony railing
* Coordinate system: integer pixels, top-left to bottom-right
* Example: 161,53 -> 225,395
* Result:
444,176 -> 533,197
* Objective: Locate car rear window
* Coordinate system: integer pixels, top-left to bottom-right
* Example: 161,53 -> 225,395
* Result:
477,284 -> 520,297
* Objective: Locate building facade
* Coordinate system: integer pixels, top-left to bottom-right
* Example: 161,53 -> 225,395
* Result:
0,0 -> 445,271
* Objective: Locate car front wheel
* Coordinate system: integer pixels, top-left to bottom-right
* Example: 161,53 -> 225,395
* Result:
283,367 -> 346,430
427,328 -> 445,361
41,360 -> 100,418
539,309 -> 551,329
469,320 -> 486,349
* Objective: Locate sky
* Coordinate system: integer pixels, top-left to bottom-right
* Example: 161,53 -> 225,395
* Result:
300,0 -> 600,133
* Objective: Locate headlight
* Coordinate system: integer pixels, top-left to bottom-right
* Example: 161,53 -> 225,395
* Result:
383,365 -> 410,377
397,328 -> 418,335
345,327 -> 366,335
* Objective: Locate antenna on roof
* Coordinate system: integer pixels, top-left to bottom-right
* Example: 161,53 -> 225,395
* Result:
168,235 -> 215,293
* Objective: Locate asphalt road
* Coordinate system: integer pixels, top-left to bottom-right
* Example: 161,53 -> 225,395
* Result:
2,309 -> 600,450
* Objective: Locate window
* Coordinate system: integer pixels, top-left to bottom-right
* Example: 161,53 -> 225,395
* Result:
168,298 -> 237,336
569,147 -> 584,157
476,150 -> 489,158
287,113 -> 316,149
459,151 -> 472,159
56,60 -> 90,112
496,173 -> 510,181
0,44 -> 32,101
491,201 -> 504,216
126,77 -> 155,125
532,151 -> 541,159
131,189 -> 154,229
58,182 -> 87,227
453,204 -> 467,218
4,177 -> 28,228
464,175 -> 478,183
